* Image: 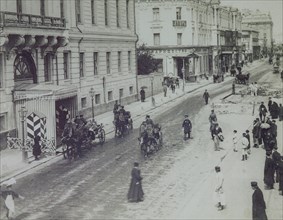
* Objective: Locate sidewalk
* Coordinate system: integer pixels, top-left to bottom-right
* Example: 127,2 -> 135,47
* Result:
0,59 -> 265,184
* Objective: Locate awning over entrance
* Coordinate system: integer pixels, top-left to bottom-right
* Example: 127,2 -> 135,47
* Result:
13,83 -> 78,101
187,52 -> 200,58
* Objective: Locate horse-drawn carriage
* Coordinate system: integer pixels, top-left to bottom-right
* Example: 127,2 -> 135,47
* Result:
114,111 -> 133,137
138,122 -> 163,158
61,121 -> 105,160
235,72 -> 250,84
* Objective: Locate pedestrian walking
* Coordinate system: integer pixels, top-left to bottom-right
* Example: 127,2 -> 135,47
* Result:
32,135 -> 41,160
270,101 -> 279,119
249,83 -> 255,96
127,162 -> 144,203
214,166 -> 225,211
171,83 -> 175,93
245,130 -> 251,155
182,114 -> 192,140
176,78 -> 180,88
140,88 -> 145,102
259,102 -> 268,122
252,118 -> 261,148
163,83 -> 167,97
272,147 -> 281,184
241,133 -> 249,161
203,89 -> 210,105
279,104 -> 283,121
267,97 -> 272,113
209,110 -> 218,139
251,181 -> 268,220
254,82 -> 258,96
0,178 -> 25,220
233,130 -> 238,152
264,151 -> 276,190
212,123 -> 223,151
232,81 -> 235,94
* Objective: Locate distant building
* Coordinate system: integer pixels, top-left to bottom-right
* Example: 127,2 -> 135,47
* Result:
0,0 -> 137,146
242,9 -> 273,56
241,26 -> 260,61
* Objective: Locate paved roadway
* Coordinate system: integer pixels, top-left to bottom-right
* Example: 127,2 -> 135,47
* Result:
0,61 -> 273,220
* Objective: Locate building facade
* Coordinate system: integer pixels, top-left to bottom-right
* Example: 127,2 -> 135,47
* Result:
136,0 -> 214,80
242,9 -> 273,57
241,26 -> 260,61
0,0 -> 137,147
135,0 -> 242,79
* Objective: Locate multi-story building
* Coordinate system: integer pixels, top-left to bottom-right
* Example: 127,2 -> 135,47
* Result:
241,26 -> 260,61
0,0 -> 137,146
135,0 -> 214,80
242,9 -> 273,56
135,0 -> 242,79
210,0 -> 242,72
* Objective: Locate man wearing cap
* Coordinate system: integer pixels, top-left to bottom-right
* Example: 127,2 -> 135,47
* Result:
212,123 -> 223,151
259,102 -> 267,122
264,151 -> 276,190
182,115 -> 192,140
214,166 -> 225,211
203,89 -> 210,105
251,181 -> 268,220
127,162 -> 144,202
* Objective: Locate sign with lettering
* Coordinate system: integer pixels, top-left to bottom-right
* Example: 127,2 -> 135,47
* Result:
13,90 -> 53,101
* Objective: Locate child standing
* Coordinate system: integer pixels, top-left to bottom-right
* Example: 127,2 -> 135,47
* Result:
233,130 -> 238,152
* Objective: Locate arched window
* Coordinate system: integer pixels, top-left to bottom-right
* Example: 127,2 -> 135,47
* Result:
14,52 -> 37,83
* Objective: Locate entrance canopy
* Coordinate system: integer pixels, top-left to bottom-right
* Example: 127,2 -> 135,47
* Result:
13,83 -> 78,101
187,52 -> 200,58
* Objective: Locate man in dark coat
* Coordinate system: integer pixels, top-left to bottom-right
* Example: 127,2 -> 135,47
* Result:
279,104 -> 283,121
182,115 -> 192,140
278,156 -> 283,195
267,97 -> 272,113
32,135 -> 41,160
270,101 -> 279,119
259,102 -> 267,122
245,130 -> 251,154
264,151 -> 276,189
128,162 -> 144,202
140,88 -> 145,102
252,118 -> 261,148
203,89 -> 210,105
251,181 -> 268,220
272,147 -> 281,184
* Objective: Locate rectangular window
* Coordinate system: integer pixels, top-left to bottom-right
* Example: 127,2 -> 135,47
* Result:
116,0 -> 120,27
79,52 -> 85,77
75,0 -> 81,23
128,51 -> 131,71
0,113 -> 7,132
40,0 -> 45,16
108,91 -> 113,101
176,7 -> 181,20
91,0 -> 95,24
154,33 -> 160,45
126,0 -> 129,28
17,0 -> 22,14
191,8 -> 194,21
93,52 -> 98,75
119,88 -> 124,98
104,0 -> 108,26
60,0 -> 64,18
95,94 -> 101,104
106,52 -> 111,74
0,53 -> 3,88
153,8 -> 159,21
63,52 -> 70,79
118,51 -> 122,72
81,97 -> 87,108
177,33 -> 182,45
129,86 -> 133,95
44,54 -> 52,82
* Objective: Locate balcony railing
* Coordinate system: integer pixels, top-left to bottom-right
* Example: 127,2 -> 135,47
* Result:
172,20 -> 187,27
0,11 -> 65,29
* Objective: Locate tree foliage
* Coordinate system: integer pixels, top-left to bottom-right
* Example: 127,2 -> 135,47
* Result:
137,44 -> 159,75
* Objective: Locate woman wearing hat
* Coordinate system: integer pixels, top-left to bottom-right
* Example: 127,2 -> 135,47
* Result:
0,178 -> 24,219
127,162 -> 144,203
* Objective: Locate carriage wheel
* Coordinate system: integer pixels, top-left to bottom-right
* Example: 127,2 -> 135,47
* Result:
99,129 -> 106,145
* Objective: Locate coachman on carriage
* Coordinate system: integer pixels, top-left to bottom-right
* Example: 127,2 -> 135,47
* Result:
235,72 -> 250,84
138,116 -> 163,158
113,106 -> 133,138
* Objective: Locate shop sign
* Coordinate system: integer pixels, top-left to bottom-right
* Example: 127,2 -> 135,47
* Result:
13,90 -> 53,101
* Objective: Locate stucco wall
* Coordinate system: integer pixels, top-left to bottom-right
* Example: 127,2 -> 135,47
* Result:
137,73 -> 164,99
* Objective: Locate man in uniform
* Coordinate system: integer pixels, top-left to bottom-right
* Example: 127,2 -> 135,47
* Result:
182,115 -> 192,140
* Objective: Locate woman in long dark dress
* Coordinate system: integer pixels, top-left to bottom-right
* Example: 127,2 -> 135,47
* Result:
128,162 -> 144,202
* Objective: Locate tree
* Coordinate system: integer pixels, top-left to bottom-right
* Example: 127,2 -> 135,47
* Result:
137,44 -> 159,75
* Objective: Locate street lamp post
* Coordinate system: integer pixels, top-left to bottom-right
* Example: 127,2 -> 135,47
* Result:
182,58 -> 185,92
19,105 -> 28,163
151,76 -> 155,106
89,87 -> 95,120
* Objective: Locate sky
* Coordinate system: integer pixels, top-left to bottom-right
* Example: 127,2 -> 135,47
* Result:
221,0 -> 283,43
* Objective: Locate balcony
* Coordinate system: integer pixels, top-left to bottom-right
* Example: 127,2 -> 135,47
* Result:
0,11 -> 66,29
172,20 -> 187,27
